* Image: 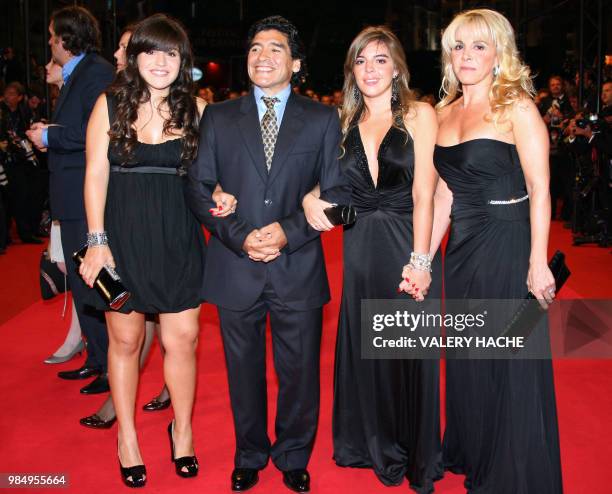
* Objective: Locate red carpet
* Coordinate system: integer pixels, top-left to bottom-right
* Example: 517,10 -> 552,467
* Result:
0,239 -> 48,324
0,221 -> 610,493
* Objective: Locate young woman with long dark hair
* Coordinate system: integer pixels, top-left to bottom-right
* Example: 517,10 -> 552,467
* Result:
79,14 -> 234,487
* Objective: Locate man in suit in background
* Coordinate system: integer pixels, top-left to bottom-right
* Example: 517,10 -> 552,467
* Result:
187,16 -> 350,493
27,6 -> 114,395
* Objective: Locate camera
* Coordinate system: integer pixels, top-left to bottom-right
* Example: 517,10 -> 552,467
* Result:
7,130 -> 38,166
576,114 -> 600,133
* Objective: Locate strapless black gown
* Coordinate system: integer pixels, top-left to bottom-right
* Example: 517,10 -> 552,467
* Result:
332,126 -> 442,493
84,97 -> 206,313
434,139 -> 563,493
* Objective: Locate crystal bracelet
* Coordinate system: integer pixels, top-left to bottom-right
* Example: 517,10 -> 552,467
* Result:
86,231 -> 108,247
408,252 -> 432,272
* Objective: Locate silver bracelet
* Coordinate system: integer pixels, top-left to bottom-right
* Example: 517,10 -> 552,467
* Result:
86,231 -> 108,247
409,252 -> 432,272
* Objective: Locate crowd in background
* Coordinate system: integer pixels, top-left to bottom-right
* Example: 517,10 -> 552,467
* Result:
535,71 -> 611,246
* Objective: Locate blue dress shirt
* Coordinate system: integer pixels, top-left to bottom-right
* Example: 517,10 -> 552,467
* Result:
42,53 -> 85,147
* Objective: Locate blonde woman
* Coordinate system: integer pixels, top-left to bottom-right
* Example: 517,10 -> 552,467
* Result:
303,26 -> 441,491
431,9 -> 562,492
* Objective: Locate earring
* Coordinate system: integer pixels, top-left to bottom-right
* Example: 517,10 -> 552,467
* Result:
493,65 -> 500,77
353,85 -> 361,100
391,76 -> 399,106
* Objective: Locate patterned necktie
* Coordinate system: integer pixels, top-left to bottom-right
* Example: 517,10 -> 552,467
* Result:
261,96 -> 280,172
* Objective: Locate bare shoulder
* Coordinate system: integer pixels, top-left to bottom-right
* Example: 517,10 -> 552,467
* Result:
195,96 -> 207,117
435,101 -> 455,126
508,95 -> 547,140
94,92 -> 108,110
87,93 -> 110,145
412,101 -> 437,124
91,93 -> 110,126
509,95 -> 540,124
405,101 -> 437,139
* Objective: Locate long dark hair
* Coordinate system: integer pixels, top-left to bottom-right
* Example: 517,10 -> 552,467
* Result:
107,14 -> 199,164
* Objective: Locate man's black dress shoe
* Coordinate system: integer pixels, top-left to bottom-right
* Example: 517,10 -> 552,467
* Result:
282,469 -> 310,493
57,365 -> 101,380
142,397 -> 171,411
231,468 -> 259,491
80,374 -> 110,394
79,413 -> 116,429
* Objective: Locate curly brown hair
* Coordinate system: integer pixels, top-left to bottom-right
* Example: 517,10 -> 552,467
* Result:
107,14 -> 199,165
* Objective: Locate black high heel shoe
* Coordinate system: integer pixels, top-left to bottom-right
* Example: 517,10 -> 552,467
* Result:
167,421 -> 199,478
118,455 -> 146,488
119,463 -> 146,488
142,396 -> 171,412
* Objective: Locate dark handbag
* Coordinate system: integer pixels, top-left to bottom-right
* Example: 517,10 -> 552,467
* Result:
39,249 -> 68,300
323,204 -> 357,226
501,250 -> 571,340
72,245 -> 131,310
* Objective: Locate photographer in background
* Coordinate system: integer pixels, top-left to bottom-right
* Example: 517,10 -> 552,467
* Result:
0,132 -> 9,254
569,81 -> 612,152
566,81 -> 612,246
0,82 -> 42,244
539,75 -> 575,221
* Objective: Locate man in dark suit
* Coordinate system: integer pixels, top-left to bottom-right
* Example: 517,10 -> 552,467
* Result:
186,16 -> 350,493
27,6 -> 114,394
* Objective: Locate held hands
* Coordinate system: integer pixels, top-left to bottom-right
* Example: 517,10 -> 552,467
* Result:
210,189 -> 237,217
79,245 -> 115,288
242,222 -> 288,263
25,122 -> 48,150
398,265 -> 431,302
302,192 -> 335,232
527,262 -> 556,310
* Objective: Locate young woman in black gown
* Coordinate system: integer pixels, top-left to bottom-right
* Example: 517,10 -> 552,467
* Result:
431,9 -> 563,493
303,26 -> 442,492
79,15 -> 234,487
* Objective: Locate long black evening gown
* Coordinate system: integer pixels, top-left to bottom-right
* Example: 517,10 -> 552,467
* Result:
434,139 -> 563,493
333,125 -> 442,493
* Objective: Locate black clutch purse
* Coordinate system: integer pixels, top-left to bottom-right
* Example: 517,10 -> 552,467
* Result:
501,250 -> 570,340
72,245 -> 131,310
323,204 -> 357,226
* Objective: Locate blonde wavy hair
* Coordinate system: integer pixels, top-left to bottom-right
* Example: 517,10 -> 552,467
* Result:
340,26 -> 415,147
437,9 -> 535,124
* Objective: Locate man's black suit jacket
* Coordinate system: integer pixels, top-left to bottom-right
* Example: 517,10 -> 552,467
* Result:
47,53 -> 114,220
187,90 -> 350,311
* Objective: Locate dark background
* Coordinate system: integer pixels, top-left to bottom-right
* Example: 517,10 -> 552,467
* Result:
1,0 -> 611,95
